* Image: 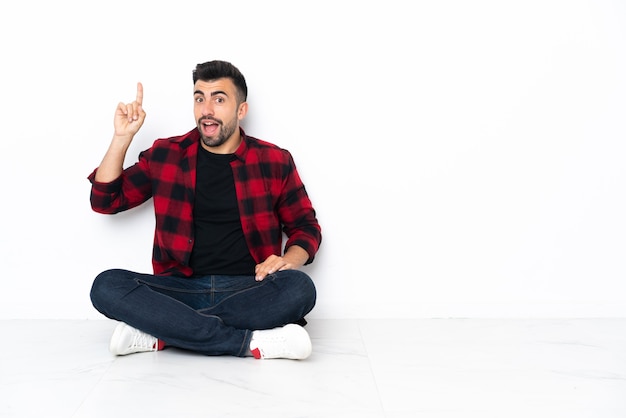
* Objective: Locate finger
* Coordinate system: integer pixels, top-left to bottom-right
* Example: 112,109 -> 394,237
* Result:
267,260 -> 288,275
137,104 -> 145,121
255,264 -> 273,281
136,82 -> 144,106
255,274 -> 266,282
255,268 -> 267,281
115,103 -> 128,120
267,262 -> 280,274
125,104 -> 136,122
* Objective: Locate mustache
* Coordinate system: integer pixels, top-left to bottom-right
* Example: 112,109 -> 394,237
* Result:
199,116 -> 221,124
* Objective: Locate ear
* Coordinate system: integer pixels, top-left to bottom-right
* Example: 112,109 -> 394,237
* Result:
237,102 -> 248,120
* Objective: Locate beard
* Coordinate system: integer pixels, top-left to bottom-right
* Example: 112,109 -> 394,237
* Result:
198,115 -> 238,148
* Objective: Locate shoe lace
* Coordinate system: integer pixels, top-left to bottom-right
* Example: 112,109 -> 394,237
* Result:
130,328 -> 156,350
256,335 -> 289,357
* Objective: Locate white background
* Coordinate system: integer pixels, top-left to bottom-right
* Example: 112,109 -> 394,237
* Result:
0,0 -> 624,320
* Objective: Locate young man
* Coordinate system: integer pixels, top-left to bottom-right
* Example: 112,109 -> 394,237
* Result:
88,60 -> 321,360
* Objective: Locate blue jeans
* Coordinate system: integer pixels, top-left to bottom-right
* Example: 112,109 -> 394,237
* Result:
90,268 -> 316,356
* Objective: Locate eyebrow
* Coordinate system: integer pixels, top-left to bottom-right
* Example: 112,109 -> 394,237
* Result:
194,90 -> 228,97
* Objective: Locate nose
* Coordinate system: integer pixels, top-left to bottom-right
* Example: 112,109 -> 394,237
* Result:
200,100 -> 214,117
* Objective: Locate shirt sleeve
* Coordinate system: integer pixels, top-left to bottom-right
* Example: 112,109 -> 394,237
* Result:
278,153 -> 322,265
87,149 -> 153,214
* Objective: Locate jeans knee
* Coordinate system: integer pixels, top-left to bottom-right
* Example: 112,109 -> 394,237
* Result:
289,270 -> 317,309
90,268 -> 131,315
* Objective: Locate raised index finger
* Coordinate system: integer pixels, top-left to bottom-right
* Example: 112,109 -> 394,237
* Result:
136,82 -> 144,105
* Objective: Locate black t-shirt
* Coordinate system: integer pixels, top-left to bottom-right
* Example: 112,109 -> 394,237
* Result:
189,147 -> 257,276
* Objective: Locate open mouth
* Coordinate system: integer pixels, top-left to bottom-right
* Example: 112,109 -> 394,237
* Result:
201,119 -> 220,136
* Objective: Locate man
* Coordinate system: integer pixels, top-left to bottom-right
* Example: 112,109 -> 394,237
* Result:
88,60 -> 321,360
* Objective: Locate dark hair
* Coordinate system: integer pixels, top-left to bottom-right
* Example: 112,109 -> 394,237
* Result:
192,60 -> 248,103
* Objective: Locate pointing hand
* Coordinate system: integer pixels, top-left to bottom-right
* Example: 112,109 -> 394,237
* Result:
113,82 -> 146,138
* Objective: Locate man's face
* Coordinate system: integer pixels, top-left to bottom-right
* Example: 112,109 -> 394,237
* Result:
193,78 -> 247,151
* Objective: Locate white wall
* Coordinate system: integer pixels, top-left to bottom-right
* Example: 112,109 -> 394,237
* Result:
1,0 -> 625,319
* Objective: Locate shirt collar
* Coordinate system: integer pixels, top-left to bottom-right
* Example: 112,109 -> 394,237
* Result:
232,127 -> 248,162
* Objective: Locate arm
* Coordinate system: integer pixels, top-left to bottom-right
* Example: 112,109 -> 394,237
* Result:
89,83 -> 153,213
94,82 -> 146,183
254,153 -> 321,281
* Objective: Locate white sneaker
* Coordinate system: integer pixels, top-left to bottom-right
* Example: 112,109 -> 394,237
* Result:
109,322 -> 159,356
249,324 -> 312,360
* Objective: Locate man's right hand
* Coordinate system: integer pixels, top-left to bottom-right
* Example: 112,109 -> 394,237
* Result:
113,82 -> 146,140
94,82 -> 147,183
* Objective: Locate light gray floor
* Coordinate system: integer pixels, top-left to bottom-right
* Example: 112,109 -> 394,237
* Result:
1,318 -> 625,417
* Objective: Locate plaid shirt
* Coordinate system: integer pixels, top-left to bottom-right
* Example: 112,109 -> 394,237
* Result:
88,128 -> 321,277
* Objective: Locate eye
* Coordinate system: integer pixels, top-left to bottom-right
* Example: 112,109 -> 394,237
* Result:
215,96 -> 225,104
195,96 -> 204,103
